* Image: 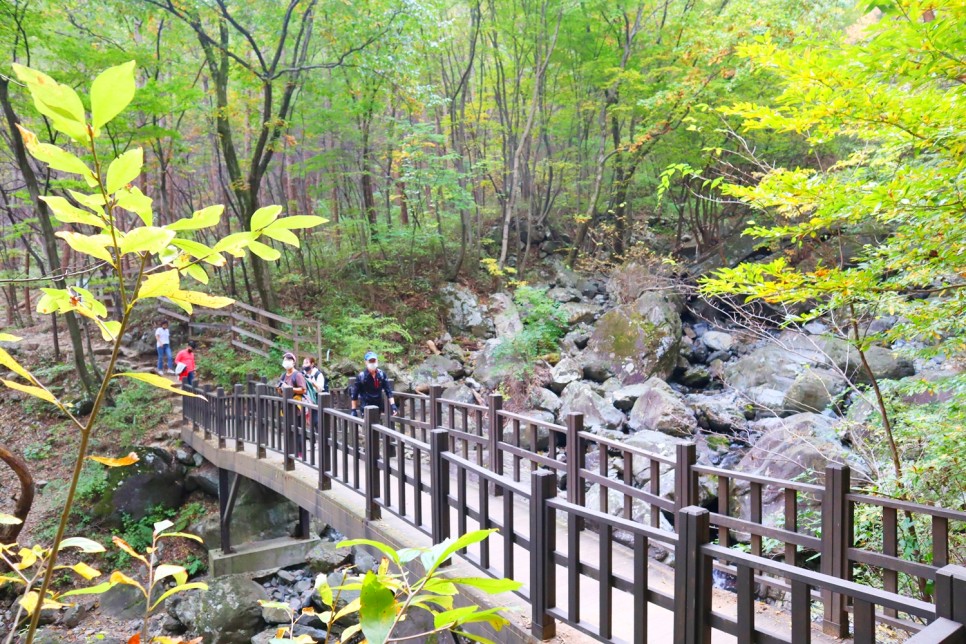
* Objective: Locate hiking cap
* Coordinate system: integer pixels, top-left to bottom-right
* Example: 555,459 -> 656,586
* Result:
364,351 -> 378,362
283,352 -> 296,360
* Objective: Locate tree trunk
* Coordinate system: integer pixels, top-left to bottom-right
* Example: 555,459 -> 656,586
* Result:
0,77 -> 96,396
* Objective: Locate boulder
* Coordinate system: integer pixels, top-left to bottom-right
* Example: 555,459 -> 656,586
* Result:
440,284 -> 494,338
412,355 -> 463,389
306,541 -> 352,575
685,391 -> 750,434
854,346 -> 915,384
100,583 -> 147,620
442,383 -> 476,404
783,368 -> 847,414
608,383 -> 650,412
503,412 -> 555,451
490,292 -> 523,337
627,377 -> 696,437
471,339 -> 524,388
528,387 -> 562,414
701,331 -> 734,353
581,289 -> 683,384
585,482 -> 676,562
185,462 -> 219,496
559,381 -> 624,430
678,366 -> 711,388
732,413 -> 852,525
605,262 -> 674,305
91,447 -> 185,527
547,286 -> 581,303
560,326 -> 592,354
168,575 -> 269,643
548,357 -> 582,393
558,302 -> 598,327
189,478 -> 298,550
623,430 -> 684,485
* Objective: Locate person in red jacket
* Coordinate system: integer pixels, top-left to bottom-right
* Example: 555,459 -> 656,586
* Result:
175,341 -> 197,386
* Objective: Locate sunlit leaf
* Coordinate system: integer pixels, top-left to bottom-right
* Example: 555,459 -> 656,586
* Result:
106,148 -> 143,194
112,372 -> 206,399
169,290 -> 233,309
136,270 -> 180,299
12,64 -> 88,142
448,577 -> 523,594
166,205 -> 224,232
358,571 -> 397,644
91,61 -> 136,129
261,226 -> 300,247
60,581 -> 116,598
151,582 -> 208,610
156,531 -> 204,544
0,346 -> 33,382
16,128 -> 96,185
120,226 -> 176,255
0,513 -> 23,525
155,564 -> 188,586
68,562 -> 102,580
115,186 -> 154,226
40,196 -> 104,228
55,231 -> 116,265
247,240 -> 280,261
271,215 -> 327,230
110,569 -> 147,594
336,539 -> 400,567
1,379 -> 57,404
250,205 -> 282,231
59,537 -> 107,553
89,452 -> 139,467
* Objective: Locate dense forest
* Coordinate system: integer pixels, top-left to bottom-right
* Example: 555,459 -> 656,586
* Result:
1,0 -> 965,640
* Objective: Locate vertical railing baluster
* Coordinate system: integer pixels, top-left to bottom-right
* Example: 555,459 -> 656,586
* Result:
430,429 -> 450,548
216,386 -> 226,449
821,463 -> 851,637
791,579 -> 812,644
255,383 -> 267,458
233,384 -> 244,451
531,470 -> 557,641
282,387 -> 294,471
318,392 -> 331,491
364,405 -> 380,520
675,443 -> 697,511
487,393 -> 504,495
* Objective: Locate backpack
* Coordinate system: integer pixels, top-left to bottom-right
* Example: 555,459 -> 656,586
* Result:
304,378 -> 319,405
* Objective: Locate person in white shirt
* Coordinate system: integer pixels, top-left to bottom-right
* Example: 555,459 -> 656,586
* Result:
155,320 -> 173,375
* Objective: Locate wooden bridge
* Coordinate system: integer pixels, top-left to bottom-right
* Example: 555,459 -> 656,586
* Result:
180,380 -> 966,643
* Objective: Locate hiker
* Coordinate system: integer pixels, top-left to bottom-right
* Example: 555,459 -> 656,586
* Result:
278,352 -> 308,460
350,351 -> 398,419
155,320 -> 172,375
302,356 -> 327,426
175,341 -> 197,386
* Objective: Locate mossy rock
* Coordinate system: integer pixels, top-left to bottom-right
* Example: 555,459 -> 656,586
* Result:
90,446 -> 185,528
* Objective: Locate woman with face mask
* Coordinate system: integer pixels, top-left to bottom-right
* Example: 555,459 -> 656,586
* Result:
277,352 -> 307,399
349,351 -> 397,418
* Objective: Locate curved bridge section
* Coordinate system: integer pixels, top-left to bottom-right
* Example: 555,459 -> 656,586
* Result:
181,381 -> 966,643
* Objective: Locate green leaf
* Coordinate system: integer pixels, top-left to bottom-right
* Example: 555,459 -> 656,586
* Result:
12,64 -> 88,142
112,372 -> 206,399
16,127 -> 96,185
170,238 -> 225,266
166,205 -> 224,232
337,539 -> 400,567
151,582 -> 208,610
213,231 -> 255,257
156,531 -> 204,544
358,571 -> 397,644
120,226 -> 176,256
421,529 -> 497,575
91,61 -> 136,130
55,231 -> 115,265
248,240 -> 281,261
421,578 -> 457,595
433,606 -> 477,629
60,581 -> 115,598
105,148 -> 143,194
40,196 -> 104,228
136,270 -> 180,299
58,537 -> 107,553
154,564 -> 188,586
250,205 -> 282,231
1,379 -> 57,404
68,190 -> 108,210
451,630 -> 497,644
184,264 -> 209,285
449,577 -> 523,595
315,579 -> 334,608
116,187 -> 154,226
271,215 -> 328,230
261,226 -> 300,247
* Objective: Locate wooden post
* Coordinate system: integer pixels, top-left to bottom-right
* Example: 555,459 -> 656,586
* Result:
675,443 -> 697,511
530,469 -> 558,640
674,506 -> 711,644
255,383 -> 267,459
487,393 -> 504,492
565,412 -> 584,506
430,429 -> 450,547
429,385 -> 443,430
364,406 -> 381,520
282,387 -> 295,471
203,384 -> 213,440
233,384 -> 244,451
935,565 -> 966,624
215,387 -> 226,449
318,392 -> 331,491
821,464 -> 851,637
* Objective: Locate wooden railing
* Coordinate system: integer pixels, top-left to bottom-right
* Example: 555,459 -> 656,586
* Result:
182,380 -> 966,643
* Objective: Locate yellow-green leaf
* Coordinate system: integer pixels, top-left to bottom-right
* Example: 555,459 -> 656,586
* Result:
89,452 -> 139,467
137,269 -> 180,300
68,562 -> 102,580
184,264 -> 209,285
247,240 -> 280,261
0,347 -> 33,382
166,205 -> 224,232
271,215 -> 327,230
250,205 -> 282,231
120,226 -> 176,256
110,569 -> 147,594
68,189 -> 108,210
40,196 -> 104,228
58,537 -> 107,553
91,61 -> 136,130
60,581 -> 115,598
16,126 -> 96,184
170,239 -> 225,266
1,379 -> 57,404
156,531 -> 204,543
55,231 -> 116,265
261,226 -> 300,247
151,582 -> 208,610
19,591 -> 66,616
113,372 -> 206,399
98,320 -> 122,342
106,148 -> 143,194
0,333 -> 22,342
213,231 -> 254,257
12,64 -> 88,142
0,513 -> 22,525
155,564 -> 188,586
169,290 -> 234,309
116,186 -> 153,226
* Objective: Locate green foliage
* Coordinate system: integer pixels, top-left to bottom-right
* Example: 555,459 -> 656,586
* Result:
199,339 -> 281,389
23,440 -> 53,461
100,380 -> 174,444
493,286 -> 568,375
322,312 -> 413,363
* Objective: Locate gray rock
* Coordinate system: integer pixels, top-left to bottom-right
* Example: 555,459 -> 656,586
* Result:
623,430 -> 684,485
558,302 -> 598,327
560,326 -> 592,354
440,284 -> 494,337
185,462 -> 219,496
626,377 -> 696,437
192,452 -> 204,467
854,346 -> 914,384
581,289 -> 683,384
442,383 -> 476,404
609,383 -> 650,412
352,545 -> 379,573
189,478 -> 298,550
529,387 -> 562,414
678,366 -> 711,388
701,331 -> 734,353
502,412 -> 554,451
91,447 -> 185,528
592,377 -> 623,399
803,321 -> 828,335
101,584 -> 146,620
784,368 -> 847,414
175,447 -> 195,465
261,602 -> 291,624
168,575 -> 269,644
685,391 -> 749,433
471,338 -> 526,388
490,292 -> 523,337
306,541 -> 352,575
412,355 -> 463,389
548,357 -> 582,393
559,381 -> 624,430
547,286 -> 581,303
